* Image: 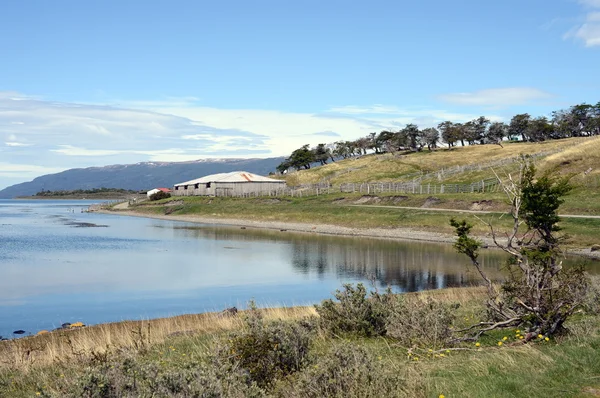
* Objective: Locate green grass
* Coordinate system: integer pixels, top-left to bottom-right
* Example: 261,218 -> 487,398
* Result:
2,286 -> 599,398
131,191 -> 600,248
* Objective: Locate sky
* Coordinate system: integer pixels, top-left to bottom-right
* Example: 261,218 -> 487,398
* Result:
0,0 -> 599,189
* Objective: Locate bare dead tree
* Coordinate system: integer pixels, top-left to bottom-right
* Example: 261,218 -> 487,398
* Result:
451,156 -> 589,341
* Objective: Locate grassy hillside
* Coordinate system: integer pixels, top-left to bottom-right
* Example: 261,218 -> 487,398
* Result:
284,137 -> 600,186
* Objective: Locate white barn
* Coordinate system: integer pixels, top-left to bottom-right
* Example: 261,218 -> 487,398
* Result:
172,171 -> 286,197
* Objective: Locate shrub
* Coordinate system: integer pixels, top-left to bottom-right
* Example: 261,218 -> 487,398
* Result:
218,304 -> 313,388
149,191 -> 171,201
386,296 -> 456,348
315,283 -> 396,337
63,356 -> 264,398
282,342 -> 405,398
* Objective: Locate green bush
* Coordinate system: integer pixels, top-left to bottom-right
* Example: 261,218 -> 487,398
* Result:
386,296 -> 456,348
282,342 -> 405,398
315,283 -> 396,337
149,191 -> 171,201
218,305 -> 314,388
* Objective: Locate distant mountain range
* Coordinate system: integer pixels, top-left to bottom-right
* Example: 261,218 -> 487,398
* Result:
0,157 -> 285,198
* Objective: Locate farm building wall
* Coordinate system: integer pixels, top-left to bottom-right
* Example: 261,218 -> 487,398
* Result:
172,181 -> 286,197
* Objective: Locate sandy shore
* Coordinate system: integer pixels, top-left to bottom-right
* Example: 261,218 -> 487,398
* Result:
96,209 -> 600,259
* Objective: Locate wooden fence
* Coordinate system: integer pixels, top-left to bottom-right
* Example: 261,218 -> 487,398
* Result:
339,178 -> 500,195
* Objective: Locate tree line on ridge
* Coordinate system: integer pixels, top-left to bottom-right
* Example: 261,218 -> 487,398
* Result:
277,102 -> 600,173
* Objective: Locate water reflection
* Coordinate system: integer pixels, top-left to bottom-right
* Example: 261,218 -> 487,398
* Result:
170,225 -> 508,292
0,200 -> 596,338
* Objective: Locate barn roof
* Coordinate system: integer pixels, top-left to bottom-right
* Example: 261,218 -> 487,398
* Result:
174,171 -> 285,187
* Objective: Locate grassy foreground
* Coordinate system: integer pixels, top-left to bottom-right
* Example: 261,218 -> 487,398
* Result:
1,284 -> 599,398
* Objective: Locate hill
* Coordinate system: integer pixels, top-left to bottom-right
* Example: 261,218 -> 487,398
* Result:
0,157 -> 284,199
283,137 -> 600,187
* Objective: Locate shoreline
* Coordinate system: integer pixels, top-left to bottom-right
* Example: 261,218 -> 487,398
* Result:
97,209 -> 600,260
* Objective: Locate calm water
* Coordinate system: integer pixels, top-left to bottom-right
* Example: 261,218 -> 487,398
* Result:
0,199 -> 594,338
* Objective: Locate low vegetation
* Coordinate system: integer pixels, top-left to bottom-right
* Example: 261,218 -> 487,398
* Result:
31,188 -> 142,199
149,190 -> 171,201
1,281 -> 599,397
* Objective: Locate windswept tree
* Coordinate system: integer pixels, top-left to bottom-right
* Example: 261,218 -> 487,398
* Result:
487,121 -> 508,146
355,137 -> 370,155
332,141 -> 351,159
276,159 -> 292,174
509,113 -> 531,141
313,143 -> 331,165
438,121 -> 457,148
400,124 -> 422,151
527,116 -> 555,142
420,127 -> 439,151
471,116 -> 490,145
453,123 -> 468,147
289,144 -> 315,170
376,130 -> 397,153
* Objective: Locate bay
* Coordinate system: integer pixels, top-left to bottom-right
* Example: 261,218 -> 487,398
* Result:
0,199 -> 594,339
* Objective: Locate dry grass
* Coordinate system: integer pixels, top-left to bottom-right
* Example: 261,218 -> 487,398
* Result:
0,306 -> 316,370
411,285 -> 487,306
288,138 -> 588,185
540,136 -> 600,178
0,289 -> 485,371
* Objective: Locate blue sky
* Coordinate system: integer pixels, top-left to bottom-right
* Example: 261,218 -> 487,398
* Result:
0,0 -> 599,189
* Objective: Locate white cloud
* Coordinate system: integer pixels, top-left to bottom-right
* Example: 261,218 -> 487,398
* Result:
437,87 -> 553,107
567,2 -> 600,46
0,162 -> 65,178
579,0 -> 600,8
327,105 -> 408,115
4,142 -> 31,147
0,90 -> 505,189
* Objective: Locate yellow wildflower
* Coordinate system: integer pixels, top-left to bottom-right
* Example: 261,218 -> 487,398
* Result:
497,341 -> 503,346
475,342 -> 481,347
538,334 -> 543,339
502,336 -> 508,341
545,337 -> 550,342
439,395 -> 445,398
516,330 -> 521,333
519,336 -> 524,339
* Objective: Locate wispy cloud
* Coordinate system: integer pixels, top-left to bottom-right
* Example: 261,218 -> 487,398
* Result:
437,87 -> 554,107
326,105 -> 407,115
565,1 -> 600,46
579,0 -> 600,8
0,162 -> 65,178
0,91 -> 506,189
